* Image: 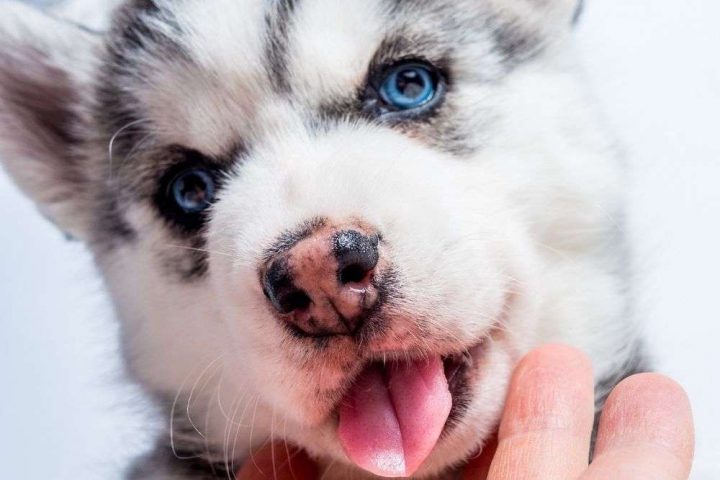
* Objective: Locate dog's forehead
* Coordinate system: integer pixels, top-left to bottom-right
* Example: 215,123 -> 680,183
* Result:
102,0 -> 547,157
283,0 -> 387,100
109,0 -> 398,154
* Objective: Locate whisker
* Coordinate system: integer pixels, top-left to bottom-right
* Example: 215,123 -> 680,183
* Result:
168,244 -> 235,258
107,119 -> 148,180
247,396 -> 263,474
204,384 -> 219,477
281,420 -> 298,480
319,461 -> 337,480
270,408 -> 278,480
229,392 -> 256,476
169,355 -> 223,460
223,394 -> 245,480
185,355 -> 224,439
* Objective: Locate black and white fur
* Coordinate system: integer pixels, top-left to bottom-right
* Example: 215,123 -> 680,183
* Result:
0,0 -> 645,478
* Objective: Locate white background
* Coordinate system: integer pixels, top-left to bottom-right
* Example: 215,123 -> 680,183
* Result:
0,0 -> 718,478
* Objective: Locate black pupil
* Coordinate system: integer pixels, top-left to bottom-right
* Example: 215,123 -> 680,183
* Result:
397,69 -> 426,98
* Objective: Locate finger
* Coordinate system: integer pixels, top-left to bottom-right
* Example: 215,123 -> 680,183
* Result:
580,373 -> 694,480
487,344 -> 595,480
236,442 -> 319,480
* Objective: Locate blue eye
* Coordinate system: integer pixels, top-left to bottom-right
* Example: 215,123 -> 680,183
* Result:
170,168 -> 215,214
379,63 -> 438,110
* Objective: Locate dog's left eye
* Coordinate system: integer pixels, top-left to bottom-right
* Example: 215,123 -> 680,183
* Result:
379,63 -> 439,110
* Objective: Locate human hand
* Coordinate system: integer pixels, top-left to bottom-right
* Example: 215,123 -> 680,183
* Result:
237,345 -> 694,480
463,344 -> 694,479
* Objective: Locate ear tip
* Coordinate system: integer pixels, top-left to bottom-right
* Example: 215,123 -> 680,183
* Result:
572,0 -> 585,25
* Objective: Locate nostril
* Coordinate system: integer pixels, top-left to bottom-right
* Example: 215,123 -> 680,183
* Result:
334,230 -> 380,286
340,263 -> 371,284
276,288 -> 311,314
263,257 -> 311,314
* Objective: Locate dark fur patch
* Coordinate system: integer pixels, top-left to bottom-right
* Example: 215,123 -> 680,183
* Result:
129,0 -> 161,13
114,2 -> 183,54
264,0 -> 300,93
369,32 -> 453,72
486,15 -> 544,66
96,2 -> 187,161
90,195 -> 137,251
161,235 -> 211,281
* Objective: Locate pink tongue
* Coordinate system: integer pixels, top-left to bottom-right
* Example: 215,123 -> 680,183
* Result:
338,356 -> 452,477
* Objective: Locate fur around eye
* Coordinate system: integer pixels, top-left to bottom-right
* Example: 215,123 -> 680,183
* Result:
155,149 -> 220,231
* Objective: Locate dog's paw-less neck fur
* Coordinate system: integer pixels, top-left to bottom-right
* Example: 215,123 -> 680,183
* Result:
0,1 -> 646,478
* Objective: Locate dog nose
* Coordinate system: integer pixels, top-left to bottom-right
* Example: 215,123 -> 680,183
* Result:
262,226 -> 381,337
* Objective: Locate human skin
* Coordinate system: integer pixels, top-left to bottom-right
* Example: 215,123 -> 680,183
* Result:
236,345 -> 695,480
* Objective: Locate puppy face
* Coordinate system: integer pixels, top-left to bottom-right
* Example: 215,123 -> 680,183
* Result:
0,0 -> 628,477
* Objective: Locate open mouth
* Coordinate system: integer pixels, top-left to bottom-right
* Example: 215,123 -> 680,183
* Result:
337,342 -> 484,478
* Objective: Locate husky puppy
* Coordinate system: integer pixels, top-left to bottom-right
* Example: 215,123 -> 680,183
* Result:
0,0 -> 645,478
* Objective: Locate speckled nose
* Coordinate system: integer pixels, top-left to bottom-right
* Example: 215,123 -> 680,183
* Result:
262,225 -> 381,337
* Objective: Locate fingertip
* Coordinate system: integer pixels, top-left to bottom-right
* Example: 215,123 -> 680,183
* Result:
596,372 -> 694,462
583,373 -> 694,480
485,344 -> 597,479
499,343 -> 594,438
612,373 -> 692,413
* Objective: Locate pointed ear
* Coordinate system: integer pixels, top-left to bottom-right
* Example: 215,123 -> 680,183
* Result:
533,0 -> 584,24
572,0 -> 585,25
0,2 -> 102,239
504,0 -> 584,28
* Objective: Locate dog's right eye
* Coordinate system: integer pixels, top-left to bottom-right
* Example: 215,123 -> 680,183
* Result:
156,149 -> 220,231
170,168 -> 216,214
